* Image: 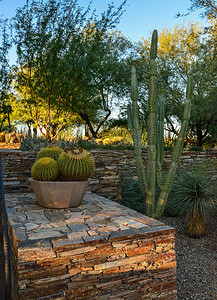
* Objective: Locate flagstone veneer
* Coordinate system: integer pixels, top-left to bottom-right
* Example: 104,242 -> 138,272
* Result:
6,192 -> 177,300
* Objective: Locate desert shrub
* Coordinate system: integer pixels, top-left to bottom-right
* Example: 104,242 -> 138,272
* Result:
188,145 -> 203,151
166,165 -> 217,236
20,136 -> 49,151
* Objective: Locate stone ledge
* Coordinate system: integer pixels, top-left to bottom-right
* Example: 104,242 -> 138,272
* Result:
6,191 -> 177,299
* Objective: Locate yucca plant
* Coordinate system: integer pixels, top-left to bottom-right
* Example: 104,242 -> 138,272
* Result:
167,166 -> 217,237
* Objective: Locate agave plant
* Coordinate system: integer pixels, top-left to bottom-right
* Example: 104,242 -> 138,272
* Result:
167,166 -> 217,237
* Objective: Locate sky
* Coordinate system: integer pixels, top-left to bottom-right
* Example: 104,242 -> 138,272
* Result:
0,0 -> 207,43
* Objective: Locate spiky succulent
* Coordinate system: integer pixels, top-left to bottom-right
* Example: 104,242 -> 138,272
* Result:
58,147 -> 95,181
167,167 -> 217,236
36,146 -> 64,162
31,157 -> 59,181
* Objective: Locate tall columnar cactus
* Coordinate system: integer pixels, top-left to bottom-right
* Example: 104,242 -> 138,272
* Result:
58,147 -> 95,181
156,96 -> 165,189
129,29 -> 193,218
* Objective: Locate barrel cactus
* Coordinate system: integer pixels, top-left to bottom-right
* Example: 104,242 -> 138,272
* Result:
58,147 -> 95,181
36,146 -> 64,162
31,157 -> 59,181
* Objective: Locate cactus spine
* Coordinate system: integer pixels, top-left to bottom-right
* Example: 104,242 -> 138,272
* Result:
129,29 -> 193,218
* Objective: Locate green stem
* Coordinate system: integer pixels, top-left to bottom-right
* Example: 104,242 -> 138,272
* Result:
131,66 -> 148,197
155,75 -> 193,217
147,30 -> 158,217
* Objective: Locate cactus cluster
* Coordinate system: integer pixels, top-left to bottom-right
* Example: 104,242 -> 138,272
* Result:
31,146 -> 95,181
128,29 -> 193,218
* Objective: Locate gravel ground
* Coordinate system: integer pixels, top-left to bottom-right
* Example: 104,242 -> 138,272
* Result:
160,216 -> 217,300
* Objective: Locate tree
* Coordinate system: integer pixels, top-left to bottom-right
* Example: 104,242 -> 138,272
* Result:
178,0 -> 217,20
0,19 -> 12,131
137,23 -> 217,146
12,0 -> 129,140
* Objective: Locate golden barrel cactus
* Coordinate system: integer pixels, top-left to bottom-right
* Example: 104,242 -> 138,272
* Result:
58,147 -> 95,181
31,157 -> 59,181
36,146 -> 64,162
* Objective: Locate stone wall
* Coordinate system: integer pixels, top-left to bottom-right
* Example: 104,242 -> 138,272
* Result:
1,149 -> 217,201
6,192 -> 177,299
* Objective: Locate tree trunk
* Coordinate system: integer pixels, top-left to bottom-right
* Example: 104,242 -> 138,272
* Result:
79,112 -> 98,138
196,122 -> 203,147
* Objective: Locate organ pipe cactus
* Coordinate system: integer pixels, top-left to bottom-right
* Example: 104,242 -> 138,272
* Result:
129,29 -> 193,218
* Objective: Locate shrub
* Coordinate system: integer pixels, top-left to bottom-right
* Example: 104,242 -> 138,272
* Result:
166,166 -> 217,237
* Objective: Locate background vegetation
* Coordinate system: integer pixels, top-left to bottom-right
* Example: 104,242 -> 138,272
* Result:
0,0 -> 216,148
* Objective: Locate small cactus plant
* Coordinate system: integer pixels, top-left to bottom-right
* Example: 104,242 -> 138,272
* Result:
58,147 -> 95,181
36,146 -> 64,162
31,157 -> 59,181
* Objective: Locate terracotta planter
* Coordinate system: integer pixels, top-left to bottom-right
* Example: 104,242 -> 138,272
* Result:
29,178 -> 89,208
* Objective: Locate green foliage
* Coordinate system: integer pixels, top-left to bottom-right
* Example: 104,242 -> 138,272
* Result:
181,0 -> 217,20
166,166 -> 217,236
20,136 -> 49,151
36,146 -> 64,162
0,19 -> 12,132
120,172 -> 145,214
138,23 -> 217,147
188,145 -> 203,151
129,30 -> 193,218
58,147 -> 95,181
12,0 -> 131,140
31,157 -> 59,181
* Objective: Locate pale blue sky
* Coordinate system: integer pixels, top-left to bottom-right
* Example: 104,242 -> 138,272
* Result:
0,0 -> 207,42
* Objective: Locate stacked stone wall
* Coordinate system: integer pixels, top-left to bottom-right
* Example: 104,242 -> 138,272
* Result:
1,149 -> 216,201
6,192 -> 177,299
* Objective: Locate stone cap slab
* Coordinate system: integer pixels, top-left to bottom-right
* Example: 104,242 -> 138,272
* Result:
5,191 -> 175,261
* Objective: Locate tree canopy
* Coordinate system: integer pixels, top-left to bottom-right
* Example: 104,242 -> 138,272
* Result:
12,0 -> 130,140
137,23 -> 217,146
0,19 -> 12,131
